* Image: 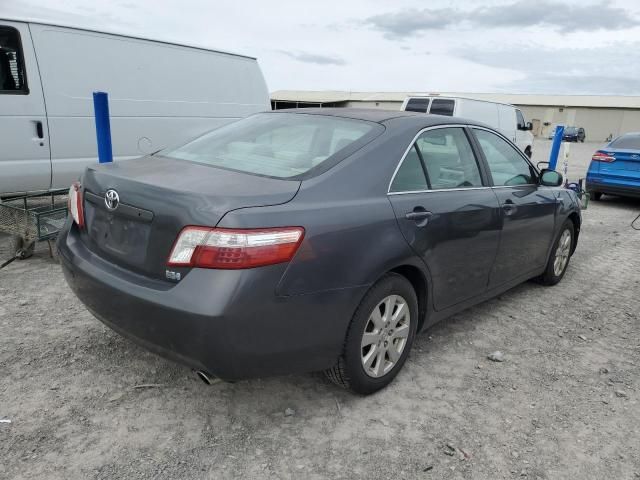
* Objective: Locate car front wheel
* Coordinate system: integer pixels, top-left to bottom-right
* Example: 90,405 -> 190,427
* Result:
325,273 -> 418,395
538,220 -> 574,286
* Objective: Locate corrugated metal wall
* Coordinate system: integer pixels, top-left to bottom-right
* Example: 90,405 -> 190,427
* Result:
518,106 -> 640,142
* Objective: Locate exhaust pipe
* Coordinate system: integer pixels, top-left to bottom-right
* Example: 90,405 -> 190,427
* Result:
194,370 -> 219,385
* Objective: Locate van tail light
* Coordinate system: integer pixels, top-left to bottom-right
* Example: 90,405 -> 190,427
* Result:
592,151 -> 615,163
167,226 -> 305,269
68,182 -> 84,228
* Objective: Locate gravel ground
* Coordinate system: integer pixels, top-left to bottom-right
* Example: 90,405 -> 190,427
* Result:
1,140 -> 639,479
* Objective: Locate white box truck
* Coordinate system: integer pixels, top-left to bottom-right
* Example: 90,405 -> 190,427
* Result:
401,95 -> 534,157
0,18 -> 270,195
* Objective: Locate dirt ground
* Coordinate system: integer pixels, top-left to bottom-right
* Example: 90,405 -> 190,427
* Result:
1,140 -> 639,479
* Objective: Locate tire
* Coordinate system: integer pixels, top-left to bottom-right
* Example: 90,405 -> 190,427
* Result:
590,191 -> 602,201
324,273 -> 418,395
9,235 -> 24,257
17,241 -> 35,259
538,220 -> 574,286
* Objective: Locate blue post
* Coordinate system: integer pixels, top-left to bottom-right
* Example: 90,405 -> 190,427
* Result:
93,91 -> 113,163
548,125 -> 564,171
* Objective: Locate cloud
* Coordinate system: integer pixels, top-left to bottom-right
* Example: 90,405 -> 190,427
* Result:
365,8 -> 456,39
455,42 -> 640,94
472,0 -> 637,32
365,0 -> 639,38
7,0 -> 136,30
518,74 -> 640,95
279,51 -> 346,66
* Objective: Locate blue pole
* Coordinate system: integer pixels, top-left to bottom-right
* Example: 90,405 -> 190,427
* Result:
548,125 -> 564,171
93,91 -> 113,163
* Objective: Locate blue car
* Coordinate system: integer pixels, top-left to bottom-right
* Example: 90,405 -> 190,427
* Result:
586,132 -> 640,200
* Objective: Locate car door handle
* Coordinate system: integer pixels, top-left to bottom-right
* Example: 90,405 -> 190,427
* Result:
502,201 -> 517,216
405,209 -> 433,227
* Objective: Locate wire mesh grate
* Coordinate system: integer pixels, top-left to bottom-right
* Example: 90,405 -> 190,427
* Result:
0,190 -> 68,242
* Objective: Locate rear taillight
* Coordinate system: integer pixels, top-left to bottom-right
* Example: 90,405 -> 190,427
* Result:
167,226 -> 305,269
68,182 -> 84,228
592,151 -> 615,163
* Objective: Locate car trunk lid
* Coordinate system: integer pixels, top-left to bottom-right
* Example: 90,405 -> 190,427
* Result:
603,148 -> 640,172
79,155 -> 300,279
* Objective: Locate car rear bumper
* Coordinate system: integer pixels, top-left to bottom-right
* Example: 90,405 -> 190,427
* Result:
586,179 -> 640,198
57,225 -> 366,380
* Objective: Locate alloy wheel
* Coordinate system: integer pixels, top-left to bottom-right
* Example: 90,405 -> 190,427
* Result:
553,229 -> 572,276
360,295 -> 411,378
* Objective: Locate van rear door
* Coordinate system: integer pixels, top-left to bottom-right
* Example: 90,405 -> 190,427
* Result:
0,21 -> 51,194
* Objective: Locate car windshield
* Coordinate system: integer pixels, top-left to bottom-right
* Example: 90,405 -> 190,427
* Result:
609,134 -> 640,150
564,127 -> 577,134
162,113 -> 379,178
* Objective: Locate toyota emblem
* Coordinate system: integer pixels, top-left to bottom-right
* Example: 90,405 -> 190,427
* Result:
105,189 -> 120,210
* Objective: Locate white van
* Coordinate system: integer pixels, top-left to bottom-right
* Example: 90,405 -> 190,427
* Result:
401,96 -> 534,157
0,18 -> 270,195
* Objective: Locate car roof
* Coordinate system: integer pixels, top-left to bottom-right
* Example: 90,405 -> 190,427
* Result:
270,107 -> 417,122
269,108 -> 490,129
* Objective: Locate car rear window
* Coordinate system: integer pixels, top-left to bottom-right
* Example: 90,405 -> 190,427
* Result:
609,135 -> 640,150
162,113 -> 380,179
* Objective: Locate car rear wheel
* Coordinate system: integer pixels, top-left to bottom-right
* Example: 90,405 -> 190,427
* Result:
590,191 -> 602,201
538,220 -> 574,286
324,273 -> 418,395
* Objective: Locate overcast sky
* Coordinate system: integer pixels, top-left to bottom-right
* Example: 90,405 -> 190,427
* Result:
4,0 -> 640,95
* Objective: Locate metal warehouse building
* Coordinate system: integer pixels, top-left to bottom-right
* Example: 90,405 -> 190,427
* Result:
271,91 -> 640,142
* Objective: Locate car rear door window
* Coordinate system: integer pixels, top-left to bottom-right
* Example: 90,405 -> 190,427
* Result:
415,127 -> 483,190
429,99 -> 455,116
405,98 -> 430,113
474,129 -> 536,186
389,145 -> 429,192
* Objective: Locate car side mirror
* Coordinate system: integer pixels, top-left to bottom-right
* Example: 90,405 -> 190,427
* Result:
526,122 -> 533,131
540,169 -> 563,187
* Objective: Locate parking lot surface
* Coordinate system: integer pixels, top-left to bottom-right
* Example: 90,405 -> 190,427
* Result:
1,140 -> 639,479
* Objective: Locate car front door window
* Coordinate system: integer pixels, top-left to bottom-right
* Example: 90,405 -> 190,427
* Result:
473,129 -> 536,186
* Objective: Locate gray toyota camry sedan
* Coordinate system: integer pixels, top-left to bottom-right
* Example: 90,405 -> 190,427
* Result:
58,109 -> 581,394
